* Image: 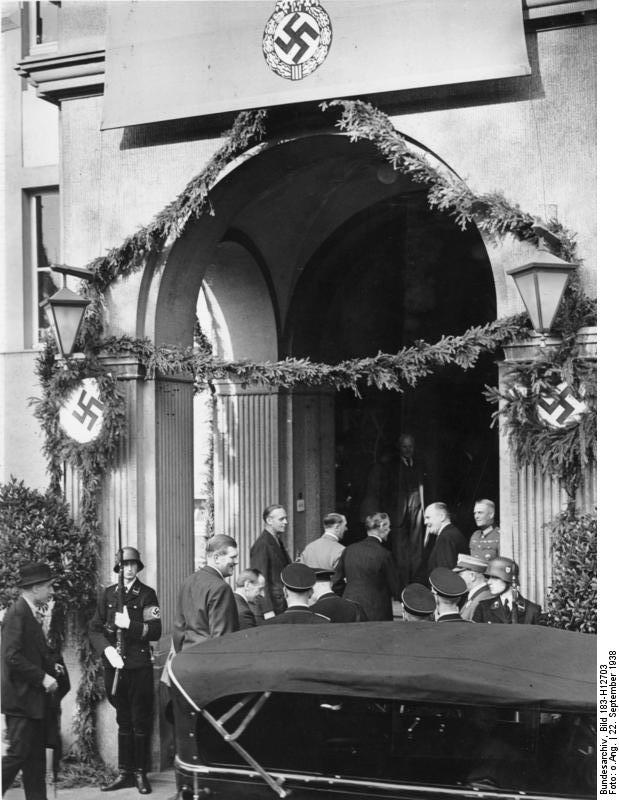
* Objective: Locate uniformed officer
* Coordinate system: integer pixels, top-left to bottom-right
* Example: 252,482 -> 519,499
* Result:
401,582 -> 436,622
428,567 -> 469,622
265,564 -> 330,625
310,568 -> 368,622
89,547 -> 161,794
472,557 -> 543,625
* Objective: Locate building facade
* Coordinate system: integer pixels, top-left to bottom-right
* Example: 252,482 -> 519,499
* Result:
2,0 -> 596,766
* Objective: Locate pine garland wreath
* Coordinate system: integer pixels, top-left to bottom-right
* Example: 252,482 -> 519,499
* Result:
31,99 -> 598,756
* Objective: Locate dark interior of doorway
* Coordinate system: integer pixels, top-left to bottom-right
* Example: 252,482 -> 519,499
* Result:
287,192 -> 498,542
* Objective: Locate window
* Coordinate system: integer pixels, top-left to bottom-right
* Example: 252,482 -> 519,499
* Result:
28,189 -> 60,345
195,693 -> 595,796
29,1 -> 59,51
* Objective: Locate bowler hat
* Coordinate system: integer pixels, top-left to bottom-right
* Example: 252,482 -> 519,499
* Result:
113,546 -> 144,572
429,567 -> 467,598
18,561 -> 53,587
453,554 -> 488,574
281,563 -> 316,591
401,583 -> 435,615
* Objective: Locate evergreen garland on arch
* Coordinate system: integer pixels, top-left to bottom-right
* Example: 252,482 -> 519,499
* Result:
31,98 -> 598,757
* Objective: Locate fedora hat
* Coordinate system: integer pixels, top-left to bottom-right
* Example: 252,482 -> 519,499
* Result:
18,561 -> 53,587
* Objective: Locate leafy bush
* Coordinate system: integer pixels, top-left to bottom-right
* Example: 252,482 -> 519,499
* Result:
546,509 -> 596,633
0,476 -> 99,646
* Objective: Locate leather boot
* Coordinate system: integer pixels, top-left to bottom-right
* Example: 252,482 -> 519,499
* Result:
101,733 -> 135,791
134,733 -> 152,794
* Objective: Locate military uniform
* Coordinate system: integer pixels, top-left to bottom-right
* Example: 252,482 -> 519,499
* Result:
89,548 -> 161,795
265,563 -> 330,625
265,605 -> 330,624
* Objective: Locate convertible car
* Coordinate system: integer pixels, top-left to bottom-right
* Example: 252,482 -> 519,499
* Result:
169,622 -> 595,800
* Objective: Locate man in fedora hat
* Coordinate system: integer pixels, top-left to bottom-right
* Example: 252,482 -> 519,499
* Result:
89,546 -> 161,795
428,567 -> 469,622
452,554 -> 493,621
1,561 -> 66,800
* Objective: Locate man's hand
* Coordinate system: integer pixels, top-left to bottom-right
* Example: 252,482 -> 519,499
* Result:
54,663 -> 65,676
114,606 -> 130,629
42,673 -> 58,693
105,645 -> 124,669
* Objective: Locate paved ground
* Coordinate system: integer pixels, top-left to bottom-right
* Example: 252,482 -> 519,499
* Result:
4,771 -> 178,800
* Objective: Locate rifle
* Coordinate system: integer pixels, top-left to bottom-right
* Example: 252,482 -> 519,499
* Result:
111,519 -> 124,696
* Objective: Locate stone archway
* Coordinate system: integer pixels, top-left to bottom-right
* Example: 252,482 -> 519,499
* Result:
102,128 -> 521,629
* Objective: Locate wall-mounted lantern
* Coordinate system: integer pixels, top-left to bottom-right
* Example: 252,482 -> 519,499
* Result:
39,264 -> 94,359
506,225 -> 575,336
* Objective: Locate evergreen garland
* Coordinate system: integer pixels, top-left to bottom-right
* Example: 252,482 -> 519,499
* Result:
29,340 -> 126,760
31,99 -> 598,757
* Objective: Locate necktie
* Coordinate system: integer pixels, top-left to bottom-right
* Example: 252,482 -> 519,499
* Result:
503,599 -> 512,623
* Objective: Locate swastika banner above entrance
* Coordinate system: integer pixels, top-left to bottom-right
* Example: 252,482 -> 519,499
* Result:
101,0 -> 530,130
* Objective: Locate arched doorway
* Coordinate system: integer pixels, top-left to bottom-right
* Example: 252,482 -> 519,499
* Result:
285,190 -> 497,543
134,128 -> 502,613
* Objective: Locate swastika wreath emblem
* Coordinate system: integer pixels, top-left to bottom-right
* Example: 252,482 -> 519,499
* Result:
263,0 -> 332,81
536,381 -> 588,429
59,378 -> 106,443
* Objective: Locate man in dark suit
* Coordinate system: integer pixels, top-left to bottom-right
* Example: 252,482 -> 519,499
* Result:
310,568 -> 368,622
361,434 -> 427,586
2,561 -> 67,800
473,557 -> 543,625
265,564 -> 330,625
233,568 -> 266,629
89,546 -> 161,795
333,513 -> 400,620
423,502 -> 469,578
173,535 -> 239,651
250,504 -> 291,619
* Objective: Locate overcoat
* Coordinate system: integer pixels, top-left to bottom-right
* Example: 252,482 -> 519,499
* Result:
1,597 -> 58,718
332,536 -> 399,621
173,566 -> 238,651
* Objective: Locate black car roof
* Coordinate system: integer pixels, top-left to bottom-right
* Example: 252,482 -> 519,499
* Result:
169,622 -> 596,713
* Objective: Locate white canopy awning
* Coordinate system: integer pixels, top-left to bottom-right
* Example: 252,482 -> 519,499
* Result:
102,0 -> 530,130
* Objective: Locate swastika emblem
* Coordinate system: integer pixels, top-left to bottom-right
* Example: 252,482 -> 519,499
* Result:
263,0 -> 332,81
536,381 -> 588,429
59,378 -> 106,443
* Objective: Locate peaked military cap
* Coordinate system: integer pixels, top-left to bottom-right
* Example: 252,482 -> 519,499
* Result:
429,567 -> 467,598
401,583 -> 435,615
281,563 -> 316,591
452,554 -> 488,574
312,567 -> 335,582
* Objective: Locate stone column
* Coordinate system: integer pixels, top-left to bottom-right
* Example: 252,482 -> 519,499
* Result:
211,380 -> 280,564
498,327 -> 597,604
97,356 -> 194,769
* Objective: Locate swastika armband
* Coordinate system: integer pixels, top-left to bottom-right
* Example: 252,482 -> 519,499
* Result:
143,606 -> 160,621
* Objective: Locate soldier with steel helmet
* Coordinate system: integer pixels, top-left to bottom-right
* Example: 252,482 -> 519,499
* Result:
472,557 -> 543,625
89,546 -> 161,794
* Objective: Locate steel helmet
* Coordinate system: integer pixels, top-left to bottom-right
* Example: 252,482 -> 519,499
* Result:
113,546 -> 144,572
485,557 -> 518,584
